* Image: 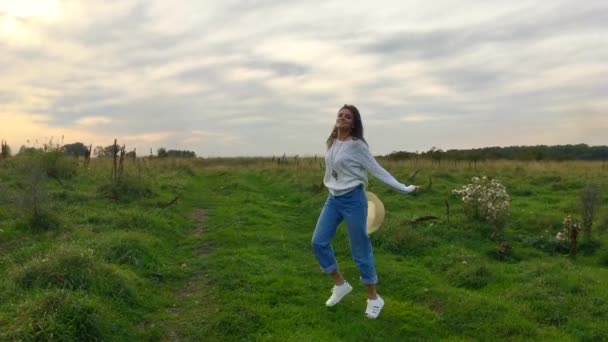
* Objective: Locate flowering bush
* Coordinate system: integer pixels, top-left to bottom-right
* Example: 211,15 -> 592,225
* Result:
453,176 -> 510,237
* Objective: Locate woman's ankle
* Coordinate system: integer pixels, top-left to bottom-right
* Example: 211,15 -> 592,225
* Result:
332,272 -> 345,285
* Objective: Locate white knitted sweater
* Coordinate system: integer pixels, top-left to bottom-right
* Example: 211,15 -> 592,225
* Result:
323,138 -> 416,196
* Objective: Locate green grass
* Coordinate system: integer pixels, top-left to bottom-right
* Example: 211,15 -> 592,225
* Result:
1,156 -> 608,340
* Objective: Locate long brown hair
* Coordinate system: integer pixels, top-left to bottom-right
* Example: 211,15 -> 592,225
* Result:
326,104 -> 367,149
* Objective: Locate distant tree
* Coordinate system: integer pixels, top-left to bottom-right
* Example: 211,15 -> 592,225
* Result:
93,145 -> 105,158
427,146 -> 444,165
386,150 -> 413,160
63,142 -> 88,157
18,146 -> 42,155
93,145 -> 117,158
126,149 -> 136,159
106,144 -> 119,159
157,148 -> 168,158
1,140 -> 11,158
167,149 -> 196,158
535,151 -> 545,161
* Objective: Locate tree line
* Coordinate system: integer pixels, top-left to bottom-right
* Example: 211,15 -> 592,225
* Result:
386,144 -> 608,161
9,142 -> 196,159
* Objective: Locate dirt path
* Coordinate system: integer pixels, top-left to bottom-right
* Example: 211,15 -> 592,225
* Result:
161,208 -> 218,341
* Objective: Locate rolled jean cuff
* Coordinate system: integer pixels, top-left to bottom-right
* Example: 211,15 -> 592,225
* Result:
361,275 -> 378,285
322,264 -> 338,274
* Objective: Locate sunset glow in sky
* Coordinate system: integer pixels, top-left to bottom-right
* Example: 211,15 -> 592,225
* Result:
1,1 -> 607,157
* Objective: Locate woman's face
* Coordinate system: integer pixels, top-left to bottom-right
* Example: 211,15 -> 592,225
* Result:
335,108 -> 354,131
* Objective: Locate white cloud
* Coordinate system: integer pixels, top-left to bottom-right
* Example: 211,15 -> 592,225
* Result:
1,0 -> 607,156
400,115 -> 439,123
0,0 -> 62,19
75,116 -> 112,126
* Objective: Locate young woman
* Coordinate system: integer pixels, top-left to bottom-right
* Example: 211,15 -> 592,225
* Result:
311,104 -> 420,319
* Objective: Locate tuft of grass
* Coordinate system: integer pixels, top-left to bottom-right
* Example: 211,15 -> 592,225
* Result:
112,208 -> 170,231
94,231 -> 164,273
11,247 -> 139,304
578,239 -> 602,256
447,264 -> 492,289
0,290 -> 134,341
26,210 -> 61,231
530,174 -> 562,187
372,220 -> 438,256
17,164 -> 62,231
174,161 -> 196,176
41,150 -> 78,179
598,214 -> 608,234
598,249 -> 608,267
213,306 -> 263,339
97,174 -> 153,202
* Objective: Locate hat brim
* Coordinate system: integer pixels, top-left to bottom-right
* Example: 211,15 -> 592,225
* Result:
366,191 -> 385,234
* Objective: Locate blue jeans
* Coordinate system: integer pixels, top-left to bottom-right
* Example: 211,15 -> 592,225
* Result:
312,185 -> 378,285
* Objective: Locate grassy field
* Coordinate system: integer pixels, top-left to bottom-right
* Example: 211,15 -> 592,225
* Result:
1,154 -> 608,341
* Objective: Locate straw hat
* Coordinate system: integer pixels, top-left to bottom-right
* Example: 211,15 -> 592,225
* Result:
366,191 -> 385,234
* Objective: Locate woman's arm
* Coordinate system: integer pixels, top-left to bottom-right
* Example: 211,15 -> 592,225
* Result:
355,141 -> 418,194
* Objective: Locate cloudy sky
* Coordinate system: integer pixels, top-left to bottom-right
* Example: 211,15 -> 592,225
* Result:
1,0 -> 606,157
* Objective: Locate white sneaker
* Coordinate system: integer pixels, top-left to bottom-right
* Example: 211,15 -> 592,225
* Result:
365,295 -> 384,319
325,282 -> 353,307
